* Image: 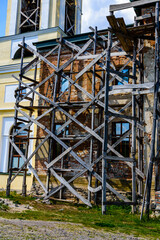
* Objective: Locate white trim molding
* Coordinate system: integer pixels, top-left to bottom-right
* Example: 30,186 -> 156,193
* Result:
9,0 -> 19,35
11,36 -> 38,59
59,0 -> 66,31
41,0 -> 50,29
75,0 -> 82,34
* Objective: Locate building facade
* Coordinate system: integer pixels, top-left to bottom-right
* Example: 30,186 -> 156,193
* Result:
0,0 -> 82,191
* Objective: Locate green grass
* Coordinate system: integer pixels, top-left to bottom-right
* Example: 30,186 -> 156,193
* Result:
0,191 -> 160,239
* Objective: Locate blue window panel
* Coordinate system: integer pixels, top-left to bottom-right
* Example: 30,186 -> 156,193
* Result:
56,124 -> 69,135
21,89 -> 26,95
61,78 -> 69,92
122,123 -> 130,141
116,123 -> 121,135
117,69 -> 129,85
19,158 -> 24,168
12,157 -> 18,168
15,123 -> 27,135
122,123 -> 130,134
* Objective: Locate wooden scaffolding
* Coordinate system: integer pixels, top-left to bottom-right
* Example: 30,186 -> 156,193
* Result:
5,0 -> 160,217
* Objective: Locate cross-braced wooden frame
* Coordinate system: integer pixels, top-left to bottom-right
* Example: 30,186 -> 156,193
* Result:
6,0 -> 160,216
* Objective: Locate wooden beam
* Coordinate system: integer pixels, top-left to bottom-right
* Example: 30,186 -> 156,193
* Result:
15,107 -> 93,172
45,155 -> 131,203
46,163 -> 92,207
105,156 -> 133,162
15,77 -> 104,144
8,137 -> 48,193
110,0 -> 158,12
88,185 -> 102,193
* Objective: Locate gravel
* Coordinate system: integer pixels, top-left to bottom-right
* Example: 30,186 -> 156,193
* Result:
0,218 -> 144,240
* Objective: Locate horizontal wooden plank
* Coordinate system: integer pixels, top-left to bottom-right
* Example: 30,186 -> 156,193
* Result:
110,0 -> 158,12
53,168 -> 83,172
77,51 -> 127,60
105,156 -> 133,162
48,165 -> 92,207
135,13 -> 155,21
107,15 -> 131,52
110,82 -> 154,91
88,185 -> 102,193
108,112 -> 138,121
103,201 -> 137,206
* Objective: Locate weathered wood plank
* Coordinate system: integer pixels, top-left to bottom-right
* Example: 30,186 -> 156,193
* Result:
45,155 -> 130,203
135,13 -> 155,21
105,156 -> 133,162
92,171 -> 131,202
8,137 -> 48,193
88,185 -> 102,193
57,39 -> 93,72
16,77 -> 104,143
45,156 -> 103,200
107,15 -> 131,52
46,163 -> 92,207
47,147 -> 72,169
110,0 -> 158,12
77,51 -> 127,60
15,107 -> 93,172
110,82 -> 154,91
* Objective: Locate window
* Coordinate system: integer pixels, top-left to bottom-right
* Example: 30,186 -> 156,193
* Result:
59,74 -> 70,101
116,68 -> 130,85
13,48 -> 34,59
9,123 -> 28,171
65,0 -> 75,36
112,122 -> 130,157
0,0 -> 7,37
61,78 -> 69,93
17,87 -> 27,100
54,124 -> 69,157
19,0 -> 40,34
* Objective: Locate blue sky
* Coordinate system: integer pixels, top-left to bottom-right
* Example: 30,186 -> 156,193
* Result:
82,0 -> 135,33
0,0 -> 8,37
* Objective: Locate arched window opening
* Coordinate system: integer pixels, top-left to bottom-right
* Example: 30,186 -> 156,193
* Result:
13,48 -> 33,59
9,123 -> 28,171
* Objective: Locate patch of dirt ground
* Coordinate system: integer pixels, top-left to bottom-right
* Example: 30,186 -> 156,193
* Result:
0,218 -> 145,240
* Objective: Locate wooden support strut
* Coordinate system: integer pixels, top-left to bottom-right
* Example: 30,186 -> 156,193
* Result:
141,1 -> 160,219
8,18 -> 150,213
15,76 -> 144,179
110,0 -> 159,12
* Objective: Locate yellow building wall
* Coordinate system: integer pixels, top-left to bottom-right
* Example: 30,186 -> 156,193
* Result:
5,0 -> 12,36
0,67 -> 39,192
0,0 -> 81,192
5,0 -> 61,36
0,174 -> 32,192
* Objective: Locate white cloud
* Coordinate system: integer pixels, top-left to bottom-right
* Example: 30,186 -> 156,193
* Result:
81,0 -> 135,33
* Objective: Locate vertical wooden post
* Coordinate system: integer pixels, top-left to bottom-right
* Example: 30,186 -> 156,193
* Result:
46,37 -> 62,193
137,47 -> 144,197
21,37 -> 27,197
132,38 -> 137,213
95,48 -> 105,205
102,19 -> 112,214
6,37 -> 25,196
145,1 -> 160,218
22,59 -> 37,197
88,27 -> 97,202
155,120 -> 160,191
